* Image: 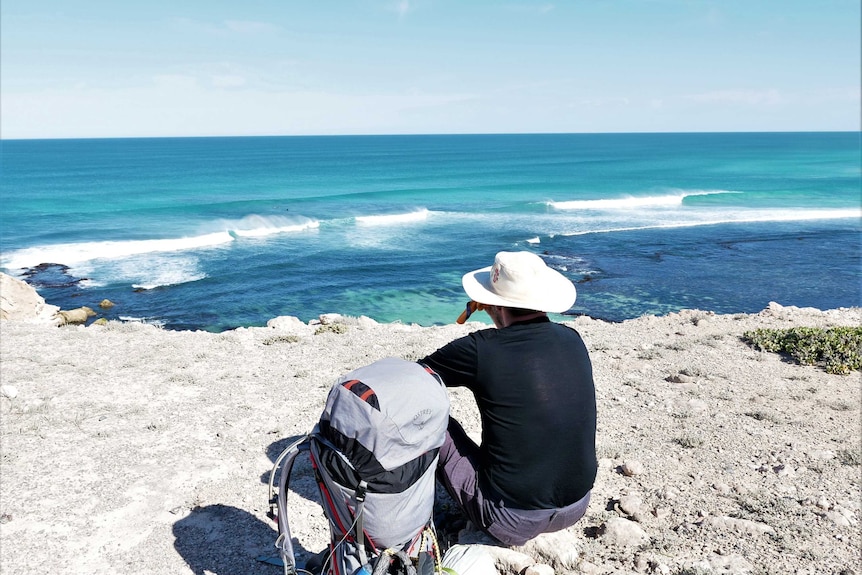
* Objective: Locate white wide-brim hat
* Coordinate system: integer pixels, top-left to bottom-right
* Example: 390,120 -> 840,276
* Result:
461,251 -> 577,313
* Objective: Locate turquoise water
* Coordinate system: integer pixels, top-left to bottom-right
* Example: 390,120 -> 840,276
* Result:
1,133 -> 859,331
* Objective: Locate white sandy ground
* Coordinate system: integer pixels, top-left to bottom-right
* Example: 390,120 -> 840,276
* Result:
0,303 -> 860,575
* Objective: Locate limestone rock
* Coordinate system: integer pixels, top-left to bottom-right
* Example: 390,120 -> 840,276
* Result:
356,315 -> 379,328
712,482 -> 732,495
825,510 -> 851,527
524,564 -> 554,575
98,299 -> 115,309
481,546 -> 534,575
618,494 -> 644,516
622,460 -> 645,476
603,517 -> 649,547
266,316 -> 308,333
700,554 -> 754,574
515,529 -> 580,571
0,272 -> 60,322
319,313 -> 344,325
702,515 -> 775,536
576,560 -> 603,575
809,449 -> 836,461
54,306 -> 96,326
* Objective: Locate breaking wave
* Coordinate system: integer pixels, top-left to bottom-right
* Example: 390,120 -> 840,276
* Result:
548,190 -> 740,210
355,209 -> 431,225
559,208 -> 862,236
0,215 -> 319,270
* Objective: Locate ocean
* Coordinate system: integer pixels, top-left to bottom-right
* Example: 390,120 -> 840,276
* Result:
1,133 -> 859,332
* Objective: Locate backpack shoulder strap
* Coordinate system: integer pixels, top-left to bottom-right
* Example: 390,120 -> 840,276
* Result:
269,434 -> 312,575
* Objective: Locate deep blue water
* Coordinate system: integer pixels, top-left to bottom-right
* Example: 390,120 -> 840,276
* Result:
1,133 -> 859,331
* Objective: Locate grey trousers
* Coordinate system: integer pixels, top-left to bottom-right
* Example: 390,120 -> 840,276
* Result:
436,417 -> 591,547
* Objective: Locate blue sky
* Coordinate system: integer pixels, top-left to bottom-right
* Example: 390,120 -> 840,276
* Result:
2,1 -> 860,139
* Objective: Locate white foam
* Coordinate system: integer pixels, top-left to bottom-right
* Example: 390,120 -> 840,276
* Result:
0,232 -> 234,270
526,237 -> 541,244
119,254 -> 206,290
130,273 -> 206,290
561,208 -> 862,236
355,209 -> 430,225
548,190 -> 740,210
117,316 -> 166,327
217,214 -> 320,237
0,214 -> 319,270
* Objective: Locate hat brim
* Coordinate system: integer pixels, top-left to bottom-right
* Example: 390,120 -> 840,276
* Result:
461,265 -> 577,314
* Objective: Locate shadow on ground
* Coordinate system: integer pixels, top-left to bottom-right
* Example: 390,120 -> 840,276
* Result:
173,504 -> 284,575
173,435 -> 324,574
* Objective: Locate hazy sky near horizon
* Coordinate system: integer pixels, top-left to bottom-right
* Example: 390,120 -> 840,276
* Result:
2,1 -> 860,139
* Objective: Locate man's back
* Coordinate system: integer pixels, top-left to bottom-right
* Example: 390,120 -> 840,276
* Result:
421,317 -> 597,509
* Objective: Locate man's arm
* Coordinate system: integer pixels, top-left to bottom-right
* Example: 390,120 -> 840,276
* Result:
419,334 -> 479,389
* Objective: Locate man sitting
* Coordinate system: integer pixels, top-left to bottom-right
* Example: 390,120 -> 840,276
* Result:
421,251 -> 597,546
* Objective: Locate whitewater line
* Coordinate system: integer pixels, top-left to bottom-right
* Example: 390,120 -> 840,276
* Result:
558,209 -> 861,237
548,190 -> 742,210
355,208 -> 431,225
0,219 -> 321,270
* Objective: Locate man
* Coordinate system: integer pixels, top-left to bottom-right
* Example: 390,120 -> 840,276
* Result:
420,251 -> 597,547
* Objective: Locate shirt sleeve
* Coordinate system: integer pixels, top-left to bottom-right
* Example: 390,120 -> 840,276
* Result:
419,333 -> 479,389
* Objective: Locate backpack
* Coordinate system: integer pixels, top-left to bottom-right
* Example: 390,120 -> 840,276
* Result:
268,357 -> 451,575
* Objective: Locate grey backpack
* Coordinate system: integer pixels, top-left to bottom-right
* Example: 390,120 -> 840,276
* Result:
268,357 -> 450,575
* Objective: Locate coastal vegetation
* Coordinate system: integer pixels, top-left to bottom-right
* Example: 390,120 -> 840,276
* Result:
743,326 -> 862,375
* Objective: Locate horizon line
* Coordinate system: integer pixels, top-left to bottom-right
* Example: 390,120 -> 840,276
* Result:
2,129 -> 861,142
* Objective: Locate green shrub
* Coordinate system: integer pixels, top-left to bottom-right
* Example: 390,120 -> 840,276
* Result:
742,326 -> 862,375
314,323 -> 348,335
262,334 -> 301,345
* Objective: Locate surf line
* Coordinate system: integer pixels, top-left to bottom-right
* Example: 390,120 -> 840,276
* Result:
547,190 -> 742,211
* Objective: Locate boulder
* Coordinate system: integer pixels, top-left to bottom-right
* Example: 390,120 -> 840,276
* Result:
621,460 -> 645,476
54,306 -> 97,326
99,299 -> 115,309
319,313 -> 345,325
516,529 -> 580,571
603,517 -> 649,547
0,272 -> 60,322
266,316 -> 310,334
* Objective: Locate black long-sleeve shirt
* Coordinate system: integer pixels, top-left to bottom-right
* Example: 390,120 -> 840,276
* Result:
421,316 -> 597,510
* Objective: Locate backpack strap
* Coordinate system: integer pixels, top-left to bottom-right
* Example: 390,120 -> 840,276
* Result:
354,480 -> 370,567
269,435 -> 312,575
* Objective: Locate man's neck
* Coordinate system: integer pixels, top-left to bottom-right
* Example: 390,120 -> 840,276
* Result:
496,308 -> 547,328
